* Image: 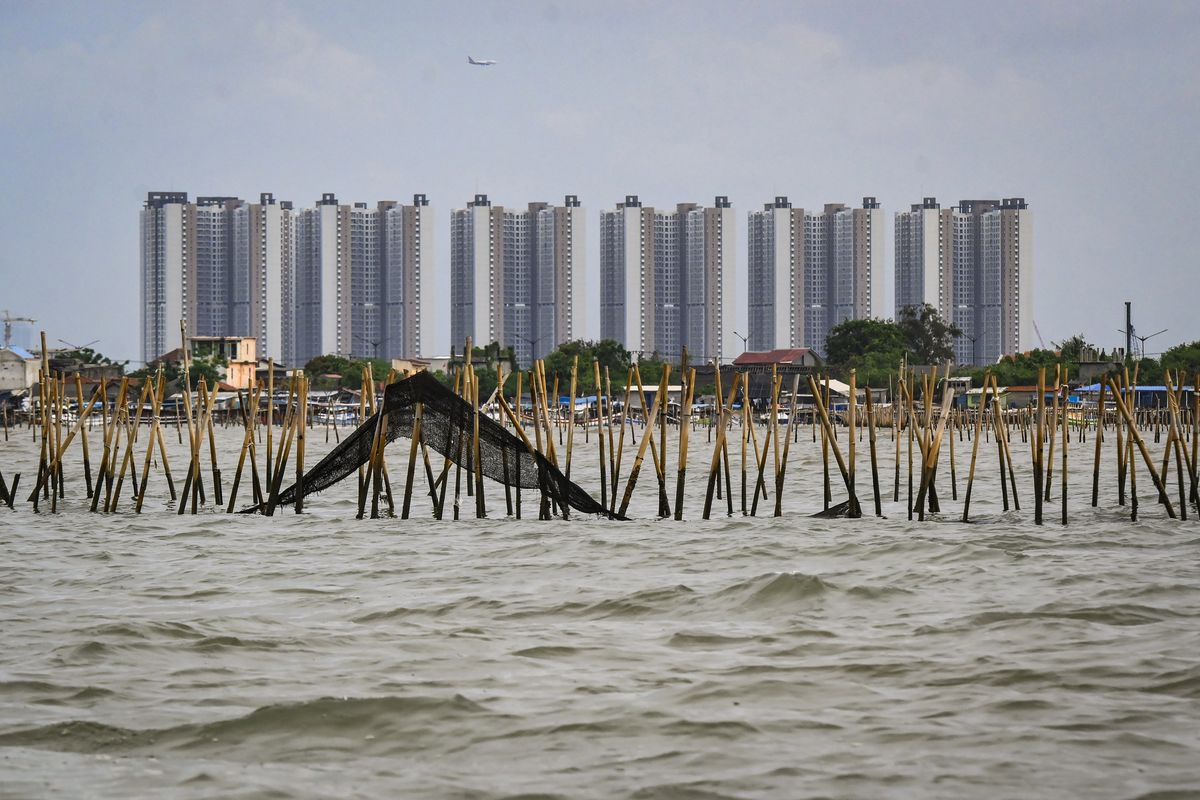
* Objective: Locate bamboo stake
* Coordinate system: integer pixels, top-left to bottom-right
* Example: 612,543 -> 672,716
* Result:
962,374 -> 993,522
594,360 -> 608,512
566,355 -> 578,481
806,373 -> 861,517
673,367 -> 696,520
295,373 -> 307,514
618,364 -> 663,519
472,363 -> 486,519
402,399 -> 423,519
865,383 -> 882,516
1060,380 -> 1069,525
75,374 -> 93,497
749,374 -> 779,517
774,374 -> 802,518
1107,375 -> 1175,518
225,383 -> 259,513
703,372 -> 738,519
610,368 -> 634,515
1092,381 -> 1106,507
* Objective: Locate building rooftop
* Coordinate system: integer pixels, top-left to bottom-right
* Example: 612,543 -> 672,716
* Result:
1,346 -> 36,360
732,348 -> 817,366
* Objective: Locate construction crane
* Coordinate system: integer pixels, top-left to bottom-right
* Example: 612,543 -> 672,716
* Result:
2,310 -> 36,349
1032,320 -> 1047,349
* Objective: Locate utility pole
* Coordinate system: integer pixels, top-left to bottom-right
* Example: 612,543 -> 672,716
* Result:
1125,301 -> 1133,362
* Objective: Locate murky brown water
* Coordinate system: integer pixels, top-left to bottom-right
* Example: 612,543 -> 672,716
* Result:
1,419 -> 1198,798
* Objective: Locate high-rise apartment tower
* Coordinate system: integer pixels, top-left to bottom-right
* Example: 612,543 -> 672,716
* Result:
141,191 -> 295,364
449,195 -> 586,366
895,197 -> 1032,365
289,193 -> 433,366
747,197 -> 883,355
599,196 -> 742,362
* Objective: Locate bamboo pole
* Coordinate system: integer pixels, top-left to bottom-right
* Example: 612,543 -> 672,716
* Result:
806,373 -> 861,517
749,373 -> 779,517
865,383 -> 881,516
740,375 -> 749,515
962,374 -> 993,522
1092,381 -> 1106,507
566,355 -> 578,481
774,374 -> 802,518
295,373 -> 307,514
610,368 -> 634,515
618,364 -> 663,519
110,379 -> 152,512
402,399 -> 423,520
225,383 -> 259,513
1107,375 -> 1175,518
74,374 -> 93,497
594,360 -> 608,512
472,362 -> 486,519
673,367 -> 696,520
1061,380 -> 1069,525
703,372 -> 738,519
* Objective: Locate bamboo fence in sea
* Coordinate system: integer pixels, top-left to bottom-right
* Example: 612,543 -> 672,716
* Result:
1,330 -> 1197,526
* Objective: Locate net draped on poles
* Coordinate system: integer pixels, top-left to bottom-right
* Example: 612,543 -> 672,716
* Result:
248,371 -> 615,518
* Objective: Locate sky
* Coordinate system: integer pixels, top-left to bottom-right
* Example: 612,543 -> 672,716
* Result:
1,0 -> 1198,363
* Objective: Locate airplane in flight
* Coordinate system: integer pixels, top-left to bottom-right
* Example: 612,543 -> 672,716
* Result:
467,56 -> 496,66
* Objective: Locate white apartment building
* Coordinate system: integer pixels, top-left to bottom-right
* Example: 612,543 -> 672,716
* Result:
895,197 -> 1032,365
142,190 -> 431,368
450,194 -> 586,366
747,197 -> 883,355
599,196 -> 742,363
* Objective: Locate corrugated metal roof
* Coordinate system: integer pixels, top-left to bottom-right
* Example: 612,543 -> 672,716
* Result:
1,346 -> 36,360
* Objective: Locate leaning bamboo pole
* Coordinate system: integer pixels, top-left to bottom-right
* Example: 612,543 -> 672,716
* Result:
962,373 -> 993,522
1092,381 -> 1106,507
774,374 -> 802,518
806,373 -> 861,517
618,364 -> 664,519
865,383 -> 882,517
1107,375 -> 1175,518
594,360 -> 608,512
673,367 -> 696,520
703,372 -> 738,520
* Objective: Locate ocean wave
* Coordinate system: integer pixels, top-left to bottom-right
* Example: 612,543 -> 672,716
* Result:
710,572 -> 834,609
0,694 -> 493,760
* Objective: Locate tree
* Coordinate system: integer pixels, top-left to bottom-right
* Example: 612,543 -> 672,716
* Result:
1053,334 -> 1094,363
825,318 -> 908,365
55,347 -> 127,369
542,339 -> 633,392
303,355 -> 392,389
1161,341 -> 1200,378
898,304 -> 962,364
129,357 -> 221,389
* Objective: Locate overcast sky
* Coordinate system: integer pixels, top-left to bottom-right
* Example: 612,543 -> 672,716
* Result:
2,1 -> 1197,362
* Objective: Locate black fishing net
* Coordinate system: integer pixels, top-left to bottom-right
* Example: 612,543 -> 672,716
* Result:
252,371 -> 613,518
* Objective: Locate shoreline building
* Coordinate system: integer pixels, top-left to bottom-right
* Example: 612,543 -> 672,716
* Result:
288,193 -> 433,366
747,197 -> 883,355
449,194 -> 586,366
141,191 -> 293,364
895,197 -> 1031,365
599,196 -> 742,362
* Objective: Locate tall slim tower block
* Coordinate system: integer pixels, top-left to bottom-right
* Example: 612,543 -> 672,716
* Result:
747,196 -> 883,355
141,191 -> 295,364
450,195 -> 586,366
895,197 -> 1031,365
600,196 -> 742,362
291,193 -> 433,366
